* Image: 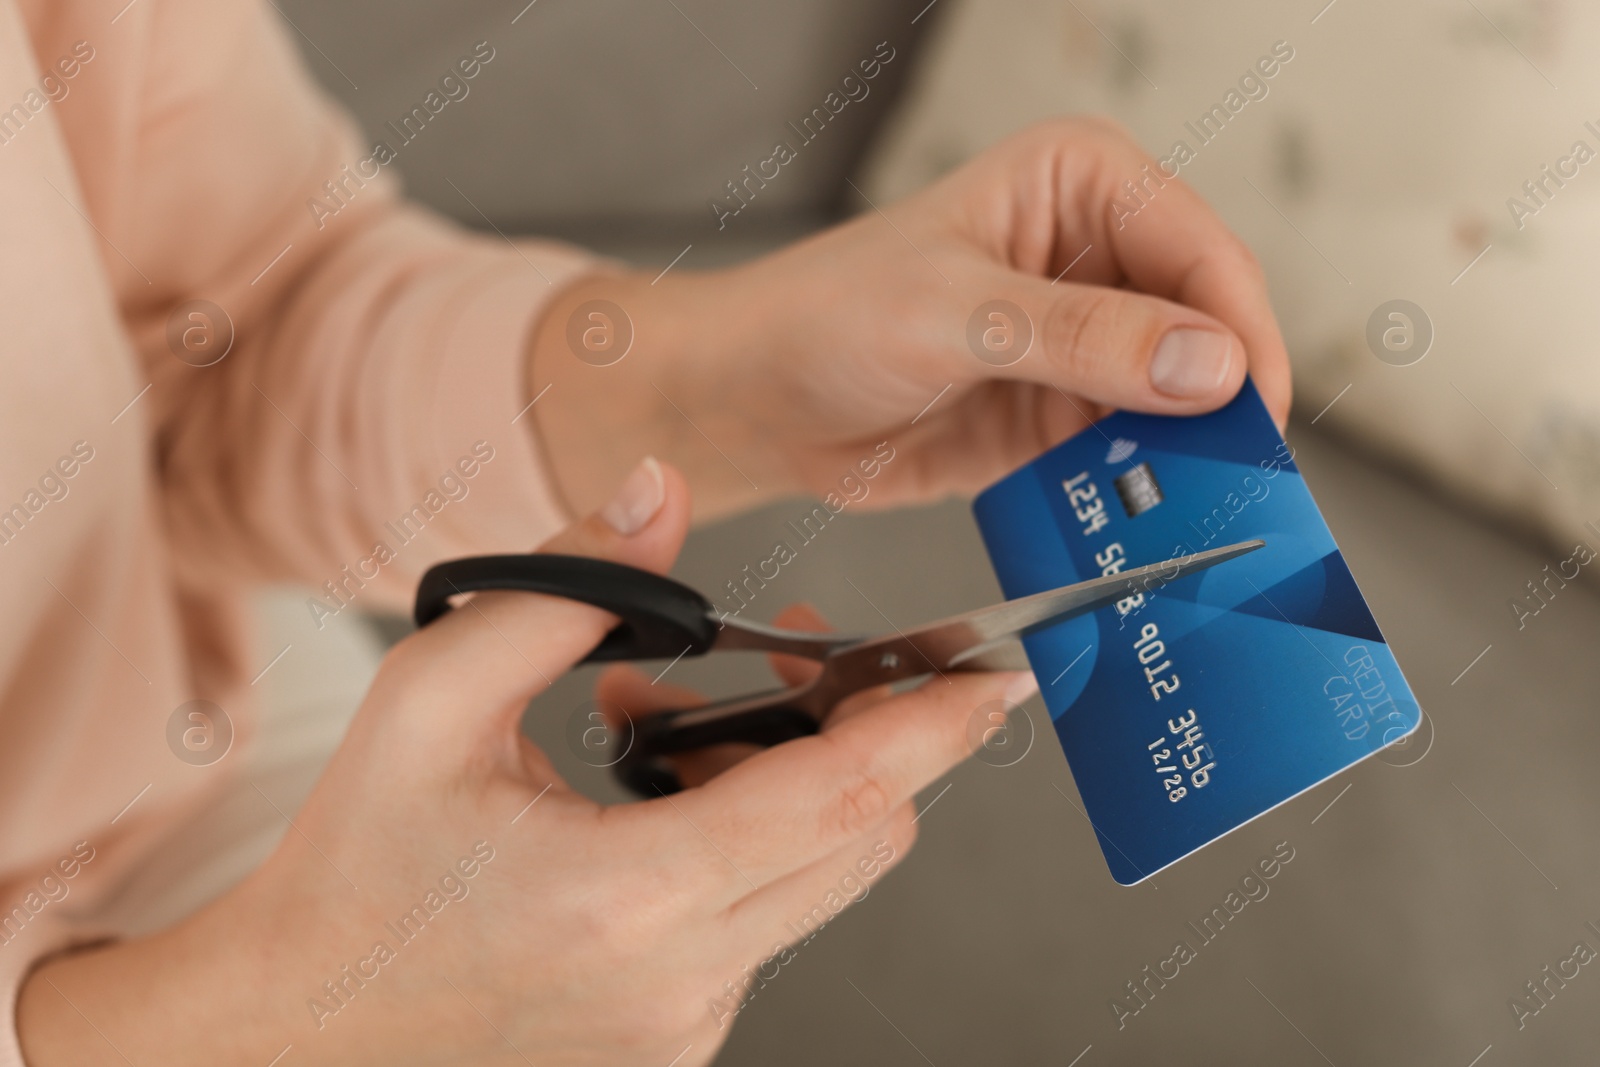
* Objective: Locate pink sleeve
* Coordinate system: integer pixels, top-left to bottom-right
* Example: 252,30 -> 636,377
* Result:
73,0 -> 596,609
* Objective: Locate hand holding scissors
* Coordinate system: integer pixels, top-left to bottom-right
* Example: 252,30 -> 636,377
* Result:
415,539 -> 1263,795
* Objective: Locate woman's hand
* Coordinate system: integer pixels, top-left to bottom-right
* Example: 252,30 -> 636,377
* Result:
18,458 -> 1033,1067
530,117 -> 1291,519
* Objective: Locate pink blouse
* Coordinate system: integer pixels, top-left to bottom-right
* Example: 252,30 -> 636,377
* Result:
0,1 -> 591,1059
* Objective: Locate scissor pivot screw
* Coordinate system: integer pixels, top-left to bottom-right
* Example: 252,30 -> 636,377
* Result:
880,652 -> 900,670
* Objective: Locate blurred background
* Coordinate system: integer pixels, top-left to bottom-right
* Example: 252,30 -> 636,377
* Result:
254,1 -> 1600,1062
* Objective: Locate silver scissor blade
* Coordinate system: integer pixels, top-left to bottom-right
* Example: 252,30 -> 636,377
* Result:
942,538 -> 1265,657
819,540 -> 1265,689
945,640 -> 1030,672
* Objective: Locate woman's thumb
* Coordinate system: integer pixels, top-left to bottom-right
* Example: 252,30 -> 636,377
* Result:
537,455 -> 690,564
388,457 -> 694,743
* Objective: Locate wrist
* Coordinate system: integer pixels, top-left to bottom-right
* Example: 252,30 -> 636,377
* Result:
524,264 -> 796,520
16,894 -> 299,1066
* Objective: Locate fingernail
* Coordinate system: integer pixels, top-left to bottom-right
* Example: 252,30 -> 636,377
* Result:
1150,329 -> 1233,399
600,456 -> 665,536
1002,670 -> 1039,706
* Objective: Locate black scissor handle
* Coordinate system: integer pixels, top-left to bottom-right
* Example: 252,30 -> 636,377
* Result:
415,553 -> 819,798
616,699 -> 822,797
413,554 -> 719,663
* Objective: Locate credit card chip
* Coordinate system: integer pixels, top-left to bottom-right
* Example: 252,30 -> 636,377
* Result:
1114,463 -> 1163,517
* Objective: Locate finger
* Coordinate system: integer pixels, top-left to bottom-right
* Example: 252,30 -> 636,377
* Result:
954,118 -> 1292,427
661,669 -> 1038,890
376,457 -> 692,759
764,603 -> 893,729
722,801 -> 917,946
1060,119 -> 1291,427
963,271 -> 1250,420
767,602 -> 829,688
594,663 -> 705,720
594,663 -> 757,787
596,604 -> 877,789
844,379 -> 1090,503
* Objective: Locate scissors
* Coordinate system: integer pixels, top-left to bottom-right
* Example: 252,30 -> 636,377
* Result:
414,538 -> 1264,797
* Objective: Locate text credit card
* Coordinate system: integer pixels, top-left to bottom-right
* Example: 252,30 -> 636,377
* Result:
972,379 -> 1420,884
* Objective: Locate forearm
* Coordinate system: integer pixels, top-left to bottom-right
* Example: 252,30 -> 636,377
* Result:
16,904 -> 295,1065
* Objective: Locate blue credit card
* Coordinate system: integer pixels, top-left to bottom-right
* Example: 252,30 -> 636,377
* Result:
972,379 -> 1420,885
